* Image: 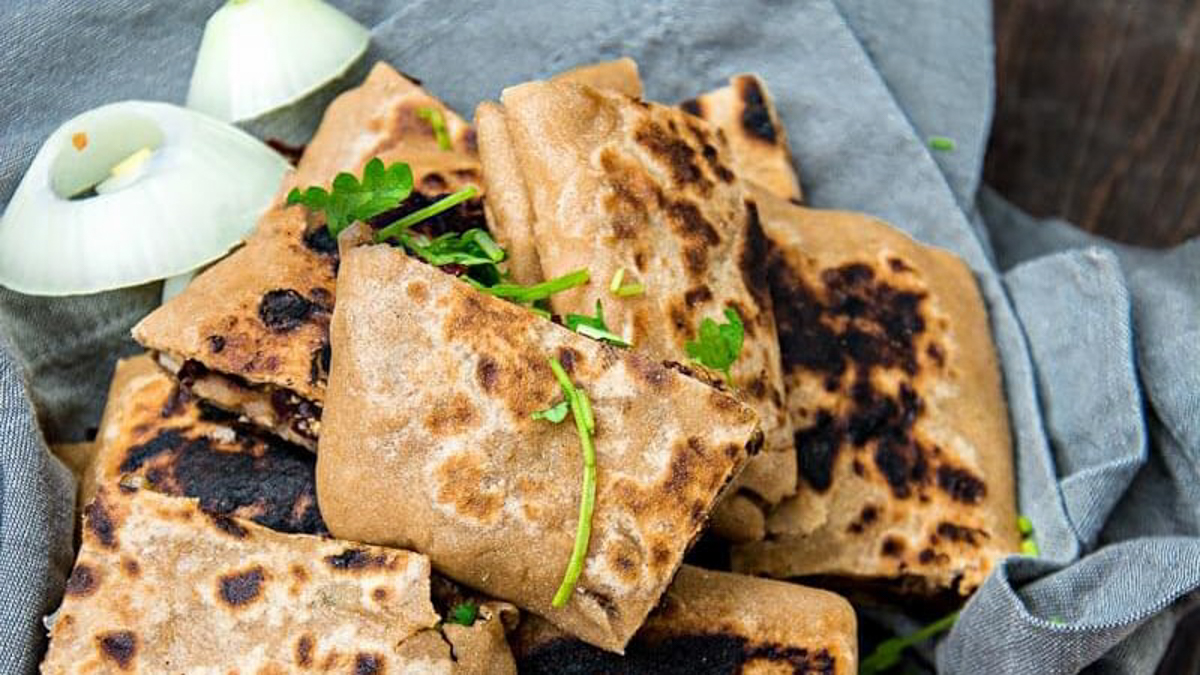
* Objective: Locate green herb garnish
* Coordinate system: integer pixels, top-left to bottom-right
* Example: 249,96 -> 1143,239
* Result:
608,267 -> 645,297
540,357 -> 598,609
928,135 -> 956,152
418,107 -> 453,151
859,611 -> 959,675
565,300 -> 630,347
685,307 -> 745,383
472,269 -> 590,305
286,157 -> 414,237
446,601 -> 478,626
374,186 -> 478,243
1018,514 -> 1038,556
531,400 -> 570,423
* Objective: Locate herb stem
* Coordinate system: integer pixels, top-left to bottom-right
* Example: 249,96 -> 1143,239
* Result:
374,186 -> 477,243
418,107 -> 453,151
480,268 -> 590,304
614,283 -> 645,297
547,357 -> 598,609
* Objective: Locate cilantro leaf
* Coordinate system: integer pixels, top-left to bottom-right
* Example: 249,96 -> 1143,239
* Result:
860,611 -> 958,675
417,107 -> 453,151
286,158 -> 414,236
684,307 -> 745,382
565,301 -> 630,347
446,601 -> 478,626
531,400 -> 570,423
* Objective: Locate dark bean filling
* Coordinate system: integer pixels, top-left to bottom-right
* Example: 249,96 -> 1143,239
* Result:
520,634 -> 835,675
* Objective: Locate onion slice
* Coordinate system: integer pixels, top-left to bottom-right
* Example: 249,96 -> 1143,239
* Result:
187,0 -> 371,123
0,101 -> 289,296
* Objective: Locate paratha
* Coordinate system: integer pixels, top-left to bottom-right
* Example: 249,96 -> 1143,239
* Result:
682,74 -> 802,203
476,79 -> 795,544
42,486 -> 516,673
733,189 -> 1020,596
81,354 -> 326,535
317,242 -> 763,652
478,57 -> 644,286
133,62 -> 484,450
514,565 -> 856,674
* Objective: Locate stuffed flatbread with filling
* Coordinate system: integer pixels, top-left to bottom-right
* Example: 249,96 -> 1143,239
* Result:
132,62 -> 484,450
732,189 -> 1020,597
475,79 -> 794,544
42,486 -> 516,673
317,242 -> 763,652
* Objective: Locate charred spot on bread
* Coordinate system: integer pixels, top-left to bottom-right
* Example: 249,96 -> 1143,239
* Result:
218,566 -> 265,607
737,76 -> 778,144
96,631 -> 137,669
65,564 -> 99,597
84,495 -> 117,549
259,289 -> 317,332
518,634 -> 837,674
937,465 -> 987,504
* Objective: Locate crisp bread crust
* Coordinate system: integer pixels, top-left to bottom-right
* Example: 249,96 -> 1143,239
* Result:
733,188 -> 1020,596
132,62 -> 483,448
317,244 -> 763,653
477,80 -> 796,544
682,73 -> 803,203
514,566 -> 857,674
43,486 -> 516,673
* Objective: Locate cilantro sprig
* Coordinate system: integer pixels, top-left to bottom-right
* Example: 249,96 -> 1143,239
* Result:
860,611 -> 959,675
445,601 -> 478,627
531,400 -> 570,423
566,301 -> 630,347
374,186 -> 478,243
608,268 -> 645,297
417,107 -> 453,151
537,357 -> 598,609
286,158 -> 414,237
685,307 -> 745,383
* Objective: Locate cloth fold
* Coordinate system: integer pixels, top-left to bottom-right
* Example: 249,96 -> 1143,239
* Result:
2,1 -> 1197,673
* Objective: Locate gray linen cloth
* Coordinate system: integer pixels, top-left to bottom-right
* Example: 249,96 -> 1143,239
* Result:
1,1 -> 1196,673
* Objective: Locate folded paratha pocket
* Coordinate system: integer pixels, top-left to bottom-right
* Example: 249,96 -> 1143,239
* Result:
43,486 -> 516,673
733,189 -> 1020,597
317,243 -> 763,652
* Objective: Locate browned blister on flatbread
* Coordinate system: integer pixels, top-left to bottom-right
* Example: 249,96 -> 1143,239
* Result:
133,62 -> 484,450
317,244 -> 762,652
477,80 -> 795,544
732,189 -> 1020,596
42,486 -> 516,673
514,566 -> 856,673
82,354 -> 326,536
682,74 -> 802,203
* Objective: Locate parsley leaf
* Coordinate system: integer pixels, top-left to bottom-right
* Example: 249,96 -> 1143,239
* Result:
565,301 -> 630,347
859,611 -> 958,675
445,601 -> 478,626
531,400 -> 570,423
685,307 -> 745,382
417,107 -> 453,151
286,158 -> 413,236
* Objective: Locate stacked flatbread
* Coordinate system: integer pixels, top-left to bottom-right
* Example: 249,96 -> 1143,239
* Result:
42,52 -> 1025,671
477,78 -> 796,545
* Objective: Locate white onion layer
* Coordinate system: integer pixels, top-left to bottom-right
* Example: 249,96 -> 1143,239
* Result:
187,0 -> 371,123
0,101 -> 289,296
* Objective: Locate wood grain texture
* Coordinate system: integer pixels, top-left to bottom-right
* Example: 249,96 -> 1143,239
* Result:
988,0 -> 1200,247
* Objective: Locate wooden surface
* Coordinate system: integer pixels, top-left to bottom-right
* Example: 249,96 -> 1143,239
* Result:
988,0 -> 1200,247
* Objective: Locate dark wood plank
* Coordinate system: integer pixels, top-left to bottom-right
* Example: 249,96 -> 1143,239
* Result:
988,0 -> 1200,247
